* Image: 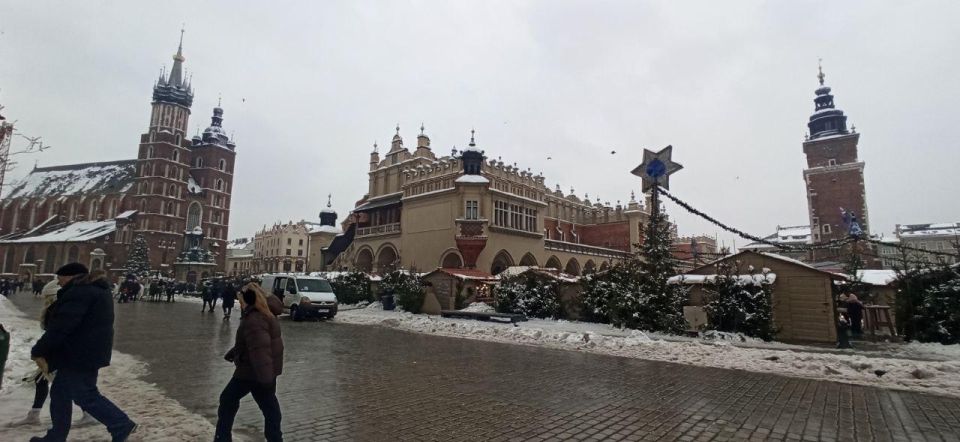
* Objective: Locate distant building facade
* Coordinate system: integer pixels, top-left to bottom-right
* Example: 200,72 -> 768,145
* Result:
740,225 -> 812,263
671,235 -> 719,271
0,34 -> 237,282
877,223 -> 960,268
325,126 -> 648,276
225,237 -> 255,277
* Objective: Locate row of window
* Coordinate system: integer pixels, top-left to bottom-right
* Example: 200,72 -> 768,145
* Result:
492,179 -> 542,201
144,146 -> 229,172
254,249 -> 304,258
493,201 -> 537,232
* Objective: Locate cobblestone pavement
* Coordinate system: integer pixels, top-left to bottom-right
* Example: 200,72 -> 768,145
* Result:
10,294 -> 960,441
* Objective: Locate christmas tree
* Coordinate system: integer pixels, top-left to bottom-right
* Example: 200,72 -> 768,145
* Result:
125,234 -> 152,277
702,262 -> 775,340
581,193 -> 688,333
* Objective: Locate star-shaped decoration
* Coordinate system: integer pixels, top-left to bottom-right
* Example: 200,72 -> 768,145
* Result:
631,145 -> 683,192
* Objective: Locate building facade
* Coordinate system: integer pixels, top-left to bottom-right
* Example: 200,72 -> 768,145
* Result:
877,223 -> 960,268
252,221 -> 314,273
0,34 -> 237,281
327,126 -> 648,276
225,237 -> 255,277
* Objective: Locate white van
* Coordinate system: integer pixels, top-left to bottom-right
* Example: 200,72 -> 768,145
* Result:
261,274 -> 338,321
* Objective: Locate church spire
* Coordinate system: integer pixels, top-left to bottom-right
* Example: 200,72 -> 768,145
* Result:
168,27 -> 186,86
152,28 -> 194,108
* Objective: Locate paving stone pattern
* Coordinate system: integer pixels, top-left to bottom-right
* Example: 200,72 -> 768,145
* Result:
11,294 -> 960,441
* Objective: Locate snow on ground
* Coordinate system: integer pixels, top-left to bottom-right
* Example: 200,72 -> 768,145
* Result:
335,304 -> 960,398
0,297 -> 228,442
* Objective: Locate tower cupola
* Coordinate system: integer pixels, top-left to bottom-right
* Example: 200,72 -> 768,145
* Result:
319,194 -> 338,226
461,129 -> 484,174
807,62 -> 849,140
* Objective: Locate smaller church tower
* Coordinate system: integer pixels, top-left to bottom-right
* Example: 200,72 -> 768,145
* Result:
802,64 -> 871,262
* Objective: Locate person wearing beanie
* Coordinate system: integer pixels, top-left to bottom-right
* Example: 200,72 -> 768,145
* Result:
8,279 -> 96,428
29,264 -> 137,442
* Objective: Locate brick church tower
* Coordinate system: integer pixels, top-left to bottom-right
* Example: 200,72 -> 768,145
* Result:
802,65 -> 871,263
134,31 -> 237,275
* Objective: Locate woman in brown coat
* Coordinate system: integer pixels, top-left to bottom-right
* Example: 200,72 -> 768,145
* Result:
214,284 -> 284,442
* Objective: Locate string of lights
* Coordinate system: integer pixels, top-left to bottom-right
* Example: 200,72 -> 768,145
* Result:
656,185 -> 853,253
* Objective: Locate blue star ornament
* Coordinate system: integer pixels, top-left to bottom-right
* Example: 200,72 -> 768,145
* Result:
631,145 -> 683,192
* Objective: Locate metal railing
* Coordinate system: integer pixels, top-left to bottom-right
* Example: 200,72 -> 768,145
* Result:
356,222 -> 401,238
544,239 -> 631,259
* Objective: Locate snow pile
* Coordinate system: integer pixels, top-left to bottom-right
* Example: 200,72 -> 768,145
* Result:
0,297 -> 226,441
3,161 -> 137,200
460,302 -> 495,313
335,307 -> 960,398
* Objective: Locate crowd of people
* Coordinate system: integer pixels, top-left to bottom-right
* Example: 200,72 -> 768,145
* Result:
1,266 -> 286,441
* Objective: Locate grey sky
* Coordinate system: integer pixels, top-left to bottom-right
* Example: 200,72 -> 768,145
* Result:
2,1 -> 959,248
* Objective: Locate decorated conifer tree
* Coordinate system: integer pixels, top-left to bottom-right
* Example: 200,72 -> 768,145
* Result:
125,234 -> 151,277
621,198 -> 689,333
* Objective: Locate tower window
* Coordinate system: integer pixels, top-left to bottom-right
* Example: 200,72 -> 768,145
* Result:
196,157 -> 204,168
173,150 -> 180,162
218,159 -> 226,171
215,179 -> 224,191
822,224 -> 832,234
827,159 -> 837,166
146,146 -> 154,158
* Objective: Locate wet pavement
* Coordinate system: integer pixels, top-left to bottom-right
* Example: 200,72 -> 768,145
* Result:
9,293 -> 960,441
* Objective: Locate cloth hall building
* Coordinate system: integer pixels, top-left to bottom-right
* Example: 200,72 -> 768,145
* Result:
0,35 -> 237,282
325,127 -> 651,276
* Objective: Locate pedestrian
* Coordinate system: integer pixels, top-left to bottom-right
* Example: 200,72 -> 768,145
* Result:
29,263 -> 137,442
214,284 -> 284,442
118,276 -> 139,304
201,282 -> 214,313
222,281 -> 236,320
34,278 -> 44,297
8,279 -> 96,428
846,293 -> 864,337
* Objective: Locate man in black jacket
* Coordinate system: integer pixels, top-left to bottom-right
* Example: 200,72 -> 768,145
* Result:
30,263 -> 138,442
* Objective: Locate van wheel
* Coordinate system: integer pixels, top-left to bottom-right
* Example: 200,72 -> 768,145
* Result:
290,305 -> 303,322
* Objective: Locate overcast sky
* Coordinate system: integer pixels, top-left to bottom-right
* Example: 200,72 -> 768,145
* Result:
2,1 -> 959,249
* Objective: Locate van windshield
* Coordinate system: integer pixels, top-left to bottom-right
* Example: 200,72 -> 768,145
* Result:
296,279 -> 333,293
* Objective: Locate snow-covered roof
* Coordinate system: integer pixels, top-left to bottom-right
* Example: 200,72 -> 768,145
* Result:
0,220 -> 116,243
424,268 -> 498,281
741,225 -> 812,250
187,175 -> 203,194
455,174 -> 490,184
669,273 -> 776,286
306,223 -> 342,234
115,210 -> 138,220
2,160 -> 137,200
498,266 -> 579,282
897,222 -> 960,238
856,270 -> 898,286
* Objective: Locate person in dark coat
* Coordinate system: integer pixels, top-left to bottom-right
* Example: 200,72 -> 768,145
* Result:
29,264 -> 137,442
221,281 -> 236,320
214,285 -> 284,442
845,293 -> 865,337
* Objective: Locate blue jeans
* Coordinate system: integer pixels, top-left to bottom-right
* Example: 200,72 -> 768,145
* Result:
45,368 -> 133,441
214,377 -> 282,442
